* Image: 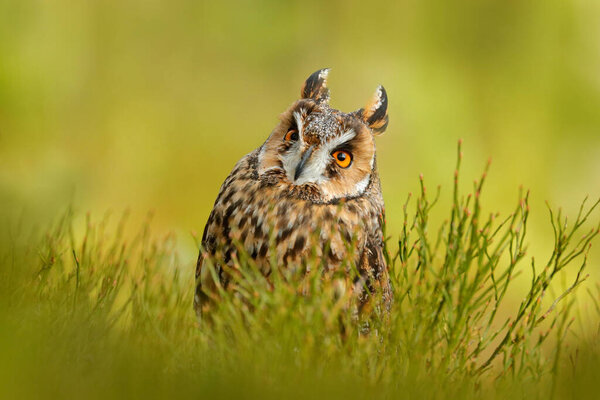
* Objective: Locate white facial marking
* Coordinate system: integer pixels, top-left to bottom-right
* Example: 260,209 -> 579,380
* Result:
293,110 -> 304,137
293,145 -> 328,185
281,141 -> 302,182
353,174 -> 370,195
324,129 -> 355,153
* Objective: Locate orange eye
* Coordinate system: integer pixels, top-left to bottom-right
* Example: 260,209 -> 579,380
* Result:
332,150 -> 352,168
284,129 -> 299,141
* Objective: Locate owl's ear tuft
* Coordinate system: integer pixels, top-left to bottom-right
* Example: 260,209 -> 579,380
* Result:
356,85 -> 388,135
301,68 -> 330,104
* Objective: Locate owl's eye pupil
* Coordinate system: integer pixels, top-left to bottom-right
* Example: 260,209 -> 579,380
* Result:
290,131 -> 299,141
336,152 -> 346,162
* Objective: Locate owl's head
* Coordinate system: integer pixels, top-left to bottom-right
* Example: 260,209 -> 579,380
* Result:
257,69 -> 389,203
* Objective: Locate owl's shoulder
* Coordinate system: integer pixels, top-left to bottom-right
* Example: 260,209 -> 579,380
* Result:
228,148 -> 261,181
201,150 -> 258,233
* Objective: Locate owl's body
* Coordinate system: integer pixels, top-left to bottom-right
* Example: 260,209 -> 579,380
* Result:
195,69 -> 392,319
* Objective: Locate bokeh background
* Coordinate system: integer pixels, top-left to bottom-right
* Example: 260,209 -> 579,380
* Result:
1,0 -> 599,268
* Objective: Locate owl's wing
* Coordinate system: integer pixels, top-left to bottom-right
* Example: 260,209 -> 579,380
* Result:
356,214 -> 392,313
193,150 -> 260,320
194,218 -> 214,320
366,238 -> 392,299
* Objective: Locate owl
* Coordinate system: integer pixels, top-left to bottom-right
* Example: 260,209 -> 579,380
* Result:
195,69 -> 392,320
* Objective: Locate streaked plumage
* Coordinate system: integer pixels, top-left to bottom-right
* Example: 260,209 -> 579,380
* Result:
195,69 -> 392,319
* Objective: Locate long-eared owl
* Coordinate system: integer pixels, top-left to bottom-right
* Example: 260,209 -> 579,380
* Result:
195,69 -> 392,319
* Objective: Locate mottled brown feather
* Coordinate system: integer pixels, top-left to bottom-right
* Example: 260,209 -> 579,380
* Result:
194,70 -> 392,320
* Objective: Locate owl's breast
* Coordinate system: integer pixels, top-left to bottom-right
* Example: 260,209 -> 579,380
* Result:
201,154 -> 383,276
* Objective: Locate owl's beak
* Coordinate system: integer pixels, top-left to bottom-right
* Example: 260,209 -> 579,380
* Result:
294,145 -> 314,181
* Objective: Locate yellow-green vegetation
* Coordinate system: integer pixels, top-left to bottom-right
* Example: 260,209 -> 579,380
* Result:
2,1 -> 600,398
1,145 -> 599,399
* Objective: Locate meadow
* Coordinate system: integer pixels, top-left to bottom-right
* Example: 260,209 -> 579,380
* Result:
1,143 -> 600,399
2,1 -> 600,399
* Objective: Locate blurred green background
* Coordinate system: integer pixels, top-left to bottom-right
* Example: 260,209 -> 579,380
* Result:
1,0 -> 599,265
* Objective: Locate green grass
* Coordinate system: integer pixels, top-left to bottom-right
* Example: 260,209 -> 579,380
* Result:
1,143 -> 600,399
